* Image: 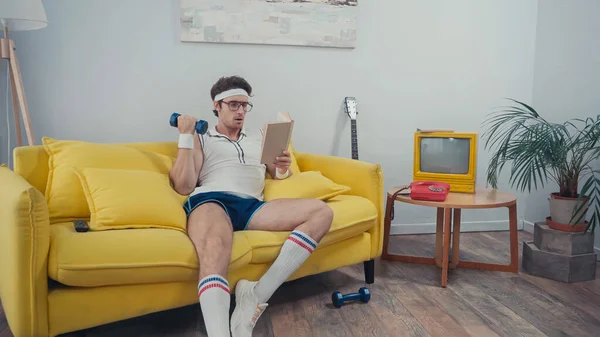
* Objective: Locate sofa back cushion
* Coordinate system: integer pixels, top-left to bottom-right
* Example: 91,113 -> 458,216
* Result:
13,145 -> 52,197
14,138 -> 181,223
14,141 -> 180,195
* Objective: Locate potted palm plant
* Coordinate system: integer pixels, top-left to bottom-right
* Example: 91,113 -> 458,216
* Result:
482,99 -> 600,233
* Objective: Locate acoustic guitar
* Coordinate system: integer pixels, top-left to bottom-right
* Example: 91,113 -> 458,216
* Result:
344,96 -> 359,160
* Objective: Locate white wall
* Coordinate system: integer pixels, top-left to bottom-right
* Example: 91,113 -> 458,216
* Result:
530,0 -> 600,256
1,0 -> 540,231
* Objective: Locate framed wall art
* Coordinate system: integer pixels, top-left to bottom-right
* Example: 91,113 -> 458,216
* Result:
179,0 -> 358,48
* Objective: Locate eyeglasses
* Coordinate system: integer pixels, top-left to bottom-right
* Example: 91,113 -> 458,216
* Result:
222,100 -> 253,112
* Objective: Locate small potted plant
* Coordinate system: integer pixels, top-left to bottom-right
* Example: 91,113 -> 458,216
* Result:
482,99 -> 600,233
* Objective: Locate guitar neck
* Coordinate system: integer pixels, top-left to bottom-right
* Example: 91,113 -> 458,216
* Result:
351,119 -> 358,160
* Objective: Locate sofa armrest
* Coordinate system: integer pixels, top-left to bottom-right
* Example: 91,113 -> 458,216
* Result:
0,166 -> 50,337
294,152 -> 385,259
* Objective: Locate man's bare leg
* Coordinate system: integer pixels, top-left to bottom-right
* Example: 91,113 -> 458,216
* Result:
230,198 -> 333,337
187,203 -> 234,337
248,198 -> 333,300
249,198 -> 333,240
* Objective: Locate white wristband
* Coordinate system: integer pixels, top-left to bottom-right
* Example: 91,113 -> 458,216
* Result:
178,134 -> 194,149
276,168 -> 290,179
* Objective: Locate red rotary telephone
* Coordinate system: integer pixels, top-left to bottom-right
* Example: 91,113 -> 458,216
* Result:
399,181 -> 450,202
389,181 -> 451,221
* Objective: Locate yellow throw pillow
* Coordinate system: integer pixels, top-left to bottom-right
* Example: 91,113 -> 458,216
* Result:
42,137 -> 175,222
264,171 -> 350,201
288,142 -> 301,174
74,167 -> 189,232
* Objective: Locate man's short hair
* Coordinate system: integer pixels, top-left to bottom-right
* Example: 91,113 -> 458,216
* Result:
210,76 -> 253,117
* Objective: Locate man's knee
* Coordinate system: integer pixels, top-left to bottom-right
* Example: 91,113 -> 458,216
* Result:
312,200 -> 334,231
314,200 -> 333,219
202,232 -> 231,253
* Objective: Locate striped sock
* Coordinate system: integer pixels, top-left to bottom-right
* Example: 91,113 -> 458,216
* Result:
254,230 -> 317,303
198,274 -> 231,337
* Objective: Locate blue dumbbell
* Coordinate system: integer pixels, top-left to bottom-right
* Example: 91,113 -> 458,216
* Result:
331,287 -> 370,308
169,112 -> 209,135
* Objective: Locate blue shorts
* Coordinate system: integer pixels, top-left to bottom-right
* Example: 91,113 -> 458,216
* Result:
183,191 -> 267,231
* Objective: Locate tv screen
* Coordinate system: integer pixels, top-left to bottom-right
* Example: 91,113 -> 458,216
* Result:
420,137 -> 470,174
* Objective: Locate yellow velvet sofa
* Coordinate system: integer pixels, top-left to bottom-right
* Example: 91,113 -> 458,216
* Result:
0,138 -> 384,337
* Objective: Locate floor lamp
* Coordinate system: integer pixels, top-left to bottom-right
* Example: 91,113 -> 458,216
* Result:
0,0 -> 47,146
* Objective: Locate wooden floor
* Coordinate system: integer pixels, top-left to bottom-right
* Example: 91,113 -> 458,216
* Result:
2,230 -> 600,337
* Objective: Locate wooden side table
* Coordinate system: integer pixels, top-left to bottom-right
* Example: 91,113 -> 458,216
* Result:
382,187 -> 518,287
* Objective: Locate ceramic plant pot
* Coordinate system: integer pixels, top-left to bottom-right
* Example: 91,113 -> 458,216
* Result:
547,193 -> 589,232
546,217 -> 588,232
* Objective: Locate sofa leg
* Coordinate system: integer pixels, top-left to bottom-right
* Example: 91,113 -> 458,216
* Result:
364,259 -> 375,284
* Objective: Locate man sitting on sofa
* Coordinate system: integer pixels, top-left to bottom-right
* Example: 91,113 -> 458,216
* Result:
169,75 -> 334,337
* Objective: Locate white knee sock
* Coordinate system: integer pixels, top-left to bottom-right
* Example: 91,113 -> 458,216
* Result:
254,230 -> 317,303
198,274 -> 231,337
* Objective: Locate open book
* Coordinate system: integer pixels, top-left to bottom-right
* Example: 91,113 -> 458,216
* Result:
260,112 -> 294,165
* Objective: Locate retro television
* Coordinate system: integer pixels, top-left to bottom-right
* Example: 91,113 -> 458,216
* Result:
413,130 -> 478,193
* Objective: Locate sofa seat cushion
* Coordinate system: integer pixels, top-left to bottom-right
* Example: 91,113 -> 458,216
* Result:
47,195 -> 377,287
48,222 -> 253,287
241,195 -> 378,264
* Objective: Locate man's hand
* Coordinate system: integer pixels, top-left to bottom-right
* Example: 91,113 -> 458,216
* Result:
274,150 -> 292,174
177,114 -> 198,134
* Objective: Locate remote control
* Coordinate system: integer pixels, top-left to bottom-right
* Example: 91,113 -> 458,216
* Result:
74,220 -> 90,233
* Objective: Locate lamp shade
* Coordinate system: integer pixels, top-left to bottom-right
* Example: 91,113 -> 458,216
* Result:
0,0 -> 47,31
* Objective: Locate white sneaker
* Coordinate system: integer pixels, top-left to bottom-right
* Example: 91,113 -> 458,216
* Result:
230,280 -> 268,337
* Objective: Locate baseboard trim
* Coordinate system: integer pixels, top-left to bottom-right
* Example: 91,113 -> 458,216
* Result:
390,220 -> 524,235
523,220 -> 535,233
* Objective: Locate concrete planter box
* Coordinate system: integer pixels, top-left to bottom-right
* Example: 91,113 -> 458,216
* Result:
522,222 -> 597,283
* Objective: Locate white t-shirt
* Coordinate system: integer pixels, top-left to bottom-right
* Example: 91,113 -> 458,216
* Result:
190,125 -> 267,200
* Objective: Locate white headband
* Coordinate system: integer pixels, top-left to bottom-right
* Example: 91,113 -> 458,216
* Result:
214,88 -> 249,101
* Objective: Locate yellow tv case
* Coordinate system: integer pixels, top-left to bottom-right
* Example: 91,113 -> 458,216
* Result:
413,131 -> 478,193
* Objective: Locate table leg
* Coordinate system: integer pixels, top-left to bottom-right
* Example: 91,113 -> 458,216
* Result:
381,194 -> 394,260
450,208 -> 461,269
508,203 -> 519,272
441,207 -> 452,287
435,208 -> 444,267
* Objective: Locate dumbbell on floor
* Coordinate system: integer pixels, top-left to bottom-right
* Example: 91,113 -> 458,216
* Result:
331,287 -> 370,308
169,112 -> 209,135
